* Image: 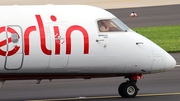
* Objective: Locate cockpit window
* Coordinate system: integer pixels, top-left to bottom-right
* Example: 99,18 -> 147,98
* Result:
97,18 -> 130,32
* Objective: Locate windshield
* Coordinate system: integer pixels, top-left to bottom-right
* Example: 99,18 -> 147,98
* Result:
97,18 -> 130,32
112,18 -> 130,31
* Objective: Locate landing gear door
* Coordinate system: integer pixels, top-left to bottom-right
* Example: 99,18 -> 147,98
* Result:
4,25 -> 24,70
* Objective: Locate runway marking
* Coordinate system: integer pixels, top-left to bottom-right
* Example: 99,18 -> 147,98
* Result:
26,92 -> 180,101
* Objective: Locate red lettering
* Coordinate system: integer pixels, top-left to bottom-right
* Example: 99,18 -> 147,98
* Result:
0,27 -> 20,56
50,15 -> 60,55
0,15 -> 90,56
54,26 -> 60,54
24,26 -> 36,55
50,15 -> 57,22
36,15 -> 52,55
66,25 -> 89,54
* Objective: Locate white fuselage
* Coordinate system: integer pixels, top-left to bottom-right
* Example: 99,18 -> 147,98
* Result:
0,5 -> 176,80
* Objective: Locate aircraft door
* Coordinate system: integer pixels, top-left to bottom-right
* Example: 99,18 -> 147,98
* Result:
48,24 -> 69,68
4,25 -> 24,70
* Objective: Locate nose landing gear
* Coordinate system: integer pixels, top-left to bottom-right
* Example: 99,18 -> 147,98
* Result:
118,74 -> 143,98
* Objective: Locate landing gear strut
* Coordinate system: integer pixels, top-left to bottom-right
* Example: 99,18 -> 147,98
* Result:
118,74 -> 143,98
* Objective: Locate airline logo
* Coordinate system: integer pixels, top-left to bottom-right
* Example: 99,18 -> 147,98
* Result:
0,27 -> 20,56
0,15 -> 89,56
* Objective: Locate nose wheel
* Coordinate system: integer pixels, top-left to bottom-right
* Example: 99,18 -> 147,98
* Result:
118,82 -> 138,98
118,74 -> 142,98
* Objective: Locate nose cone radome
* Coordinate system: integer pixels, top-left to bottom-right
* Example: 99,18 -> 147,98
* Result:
165,53 -> 176,71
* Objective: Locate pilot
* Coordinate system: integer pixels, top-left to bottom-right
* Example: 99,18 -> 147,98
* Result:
98,20 -> 110,32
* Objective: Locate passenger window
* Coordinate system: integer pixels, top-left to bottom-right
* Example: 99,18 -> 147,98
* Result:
98,19 -> 122,32
11,33 -> 18,43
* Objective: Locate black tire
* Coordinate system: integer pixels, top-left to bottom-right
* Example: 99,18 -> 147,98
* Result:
118,82 -> 138,98
118,82 -> 127,97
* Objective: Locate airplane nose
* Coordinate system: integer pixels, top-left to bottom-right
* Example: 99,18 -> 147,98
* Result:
165,52 -> 176,70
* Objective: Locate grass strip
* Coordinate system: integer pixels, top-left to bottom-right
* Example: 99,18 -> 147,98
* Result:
132,25 -> 180,53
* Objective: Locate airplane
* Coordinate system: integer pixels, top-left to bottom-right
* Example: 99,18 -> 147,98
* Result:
0,5 -> 176,98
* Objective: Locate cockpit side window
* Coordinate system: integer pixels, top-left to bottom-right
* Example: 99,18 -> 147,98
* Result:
97,18 -> 130,32
98,19 -> 122,32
